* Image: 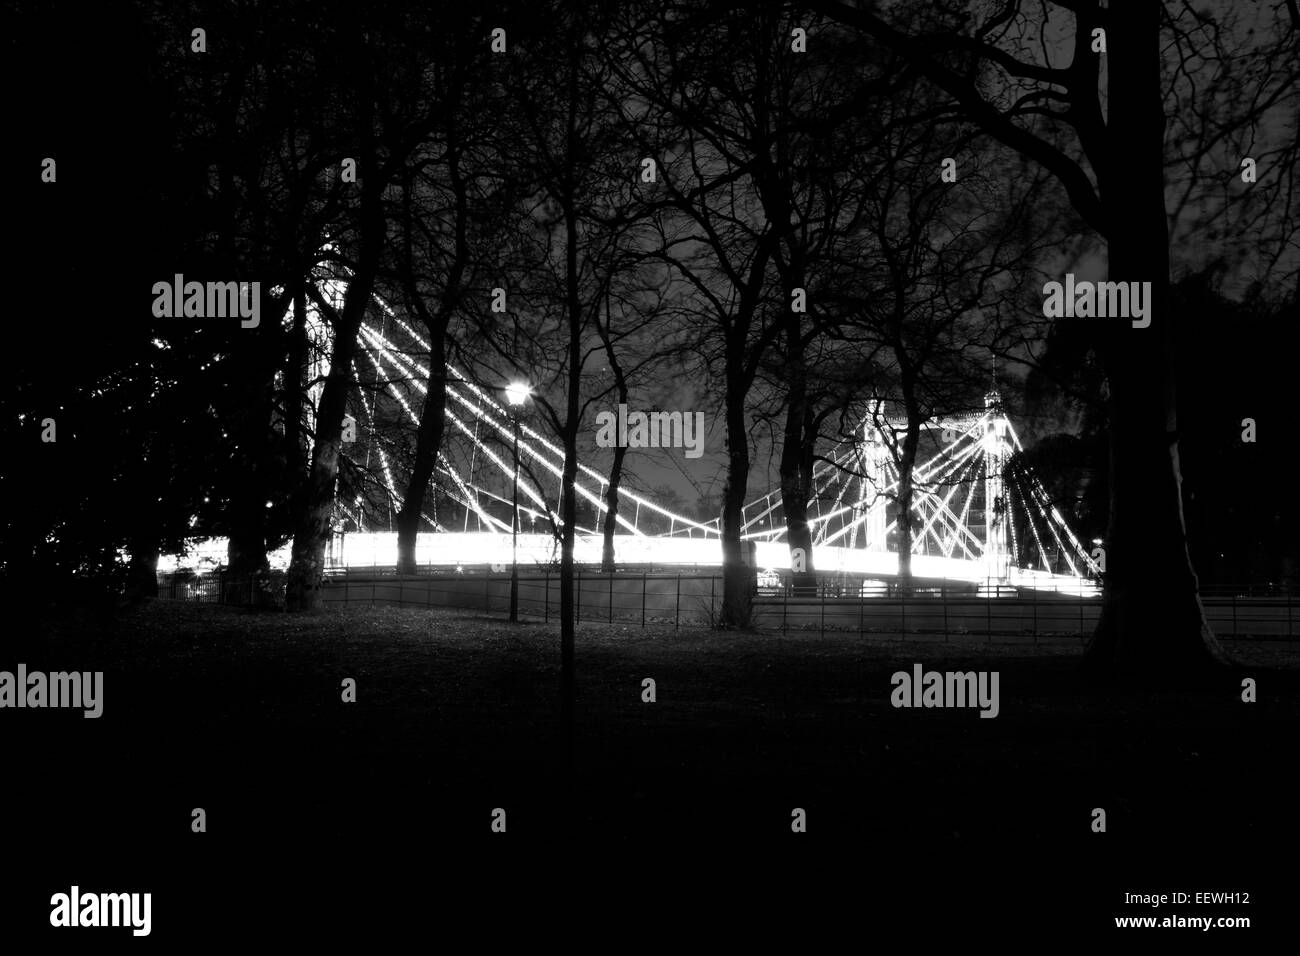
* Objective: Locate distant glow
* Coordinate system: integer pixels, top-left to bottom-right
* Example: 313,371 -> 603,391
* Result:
505,381 -> 531,406
156,534 -> 1098,595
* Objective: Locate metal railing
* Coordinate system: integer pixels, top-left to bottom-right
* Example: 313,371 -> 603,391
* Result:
157,566 -> 1300,643
158,571 -> 285,608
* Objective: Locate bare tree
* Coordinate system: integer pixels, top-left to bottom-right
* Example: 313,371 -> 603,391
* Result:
802,0 -> 1273,676
285,23 -> 415,610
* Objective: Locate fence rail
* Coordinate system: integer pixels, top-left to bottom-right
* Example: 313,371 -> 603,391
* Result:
157,568 -> 1299,643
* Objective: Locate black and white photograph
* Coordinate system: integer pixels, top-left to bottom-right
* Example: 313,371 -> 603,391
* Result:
4,0 -> 1298,943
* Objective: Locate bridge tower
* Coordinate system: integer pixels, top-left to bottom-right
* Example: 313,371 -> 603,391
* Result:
860,401 -> 891,551
981,391 -> 1013,589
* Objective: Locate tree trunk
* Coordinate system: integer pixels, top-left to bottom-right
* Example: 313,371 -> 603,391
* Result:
600,440 -> 627,573
779,343 -> 817,596
895,372 -> 922,595
125,536 -> 159,600
395,334 -> 448,573
779,428 -> 816,594
1082,0 -> 1227,677
395,114 -> 468,574
720,360 -> 755,625
895,422 -> 921,595
284,278 -> 309,486
226,324 -> 279,587
559,426 -> 578,777
558,48 -> 583,784
597,291 -> 630,573
558,311 -> 578,781
285,130 -> 384,611
284,282 -> 374,610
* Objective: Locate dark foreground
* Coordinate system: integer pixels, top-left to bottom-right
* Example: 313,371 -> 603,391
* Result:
4,600 -> 1298,943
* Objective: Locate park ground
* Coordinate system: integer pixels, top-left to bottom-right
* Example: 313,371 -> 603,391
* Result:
5,599 -> 1298,942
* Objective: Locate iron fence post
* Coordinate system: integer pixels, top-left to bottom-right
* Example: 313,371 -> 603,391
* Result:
820,581 -> 825,638
943,581 -> 948,638
675,573 -> 681,630
859,580 -> 864,635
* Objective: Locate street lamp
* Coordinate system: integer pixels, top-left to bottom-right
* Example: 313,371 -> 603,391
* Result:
506,381 -> 531,622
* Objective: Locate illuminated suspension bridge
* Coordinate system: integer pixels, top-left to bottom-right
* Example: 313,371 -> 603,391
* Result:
163,272 -> 1101,596
735,394 -> 1102,595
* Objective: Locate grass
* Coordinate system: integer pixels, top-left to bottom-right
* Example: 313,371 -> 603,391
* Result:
7,598 -> 1297,939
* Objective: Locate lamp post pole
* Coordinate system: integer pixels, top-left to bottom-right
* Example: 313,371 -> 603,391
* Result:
504,381 -> 530,623
511,414 -> 520,623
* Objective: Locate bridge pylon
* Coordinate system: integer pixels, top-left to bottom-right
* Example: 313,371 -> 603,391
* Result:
980,391 -> 1012,590
861,401 -> 891,552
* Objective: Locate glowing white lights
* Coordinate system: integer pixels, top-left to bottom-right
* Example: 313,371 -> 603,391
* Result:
505,381 -> 531,407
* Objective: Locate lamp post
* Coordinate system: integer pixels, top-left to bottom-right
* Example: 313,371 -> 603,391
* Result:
505,381 -> 530,622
